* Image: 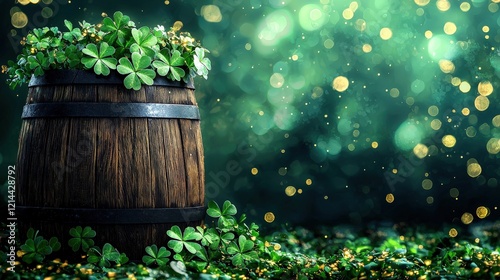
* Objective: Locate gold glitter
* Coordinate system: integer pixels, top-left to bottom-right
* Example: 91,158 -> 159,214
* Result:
492,115 -> 500,127
414,0 -> 430,6
428,105 -> 439,116
461,212 -> 474,225
437,0 -> 451,12
285,186 -> 296,196
413,143 -> 428,159
332,76 -> 349,92
442,135 -> 456,148
461,108 -> 470,116
264,212 -> 275,223
431,119 -> 442,130
201,5 -> 222,23
424,30 -> 433,39
474,96 -> 490,111
342,9 -> 354,20
486,138 -> 500,154
251,168 -> 258,175
443,22 -> 457,35
305,178 -> 312,186
386,193 -> 395,203
476,206 -> 489,219
362,44 -> 372,53
449,228 -> 458,237
438,59 -> 455,73
467,162 -> 482,178
460,2 -> 471,12
380,27 -> 393,40
478,81 -> 493,96
371,141 -> 379,149
422,178 -> 433,190
11,11 -> 28,28
459,81 -> 471,93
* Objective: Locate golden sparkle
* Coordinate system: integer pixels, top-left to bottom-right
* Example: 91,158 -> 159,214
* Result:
386,193 -> 395,203
467,162 -> 482,178
442,135 -> 456,148
332,76 -> 349,92
285,186 -> 296,196
413,143 -> 429,159
474,95 -> 490,111
461,212 -> 474,225
478,81 -> 493,96
264,212 -> 275,223
476,206 -> 489,219
380,27 -> 393,40
449,228 -> 458,237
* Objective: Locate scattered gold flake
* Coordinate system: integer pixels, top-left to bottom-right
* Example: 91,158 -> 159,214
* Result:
414,0 -> 430,6
371,141 -> 379,149
285,186 -> 296,196
438,59 -> 455,73
492,115 -> 500,127
264,212 -> 275,223
424,30 -> 433,39
461,108 -> 470,116
486,138 -> 500,154
273,243 -> 281,250
476,206 -> 489,219
172,21 -> 183,31
422,178 -> 433,190
437,0 -> 451,11
305,178 -> 312,185
430,119 -> 442,130
442,135 -> 456,148
251,168 -> 258,175
459,81 -> 471,93
297,188 -> 303,194
342,9 -> 354,20
443,22 -> 457,35
386,193 -> 395,203
474,95 -> 490,111
428,105 -> 439,116
482,26 -> 490,33
362,43 -> 372,53
11,11 -> 28,28
451,77 -> 461,86
379,27 -> 393,40
332,76 -> 349,92
413,143 -> 428,159
478,81 -> 493,96
201,5 -> 222,23
460,2 -> 471,12
461,212 -> 474,225
467,162 -> 482,178
449,228 -> 458,237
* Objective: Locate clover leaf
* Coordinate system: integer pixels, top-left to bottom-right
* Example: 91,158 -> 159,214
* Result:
167,225 -> 202,254
20,228 -> 60,264
207,200 -> 238,229
193,47 -> 211,79
68,226 -> 96,253
142,245 -> 171,266
226,235 -> 258,266
56,45 -> 81,68
87,243 -> 120,268
81,42 -> 117,76
117,52 -> 156,90
101,11 -> 133,46
153,49 -> 185,81
130,26 -> 157,58
27,52 -> 49,76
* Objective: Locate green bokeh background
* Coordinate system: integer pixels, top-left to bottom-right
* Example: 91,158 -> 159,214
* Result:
1,0 -> 499,228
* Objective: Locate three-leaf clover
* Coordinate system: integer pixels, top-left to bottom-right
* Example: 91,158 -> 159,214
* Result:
117,52 -> 156,90
68,226 -> 96,253
27,52 -> 49,76
226,235 -> 258,266
142,245 -> 171,266
87,243 -> 120,268
153,49 -> 186,81
20,228 -> 61,264
56,45 -> 81,68
193,47 -> 211,79
167,225 -> 202,254
130,26 -> 158,58
81,42 -> 117,76
101,11 -> 133,46
207,200 -> 237,229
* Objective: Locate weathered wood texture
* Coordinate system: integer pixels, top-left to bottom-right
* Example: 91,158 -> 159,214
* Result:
17,82 -> 204,260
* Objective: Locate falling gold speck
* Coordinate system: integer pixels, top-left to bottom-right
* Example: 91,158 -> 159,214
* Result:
392,168 -> 398,174
438,59 -> 455,73
424,30 -> 433,39
478,81 -> 493,96
422,178 -> 433,190
476,206 -> 489,219
482,26 -> 490,33
450,188 -> 459,198
201,5 -> 222,23
11,11 -> 28,28
460,2 -> 471,12
305,178 -> 312,186
442,135 -> 456,148
451,77 -> 461,86
486,138 -> 500,154
342,9 -> 354,20
264,212 -> 275,223
467,162 -> 482,178
386,193 -> 395,203
362,44 -> 372,53
297,188 -> 303,194
459,81 -> 471,93
413,143 -> 428,159
437,0 -> 451,11
474,96 -> 489,111
273,243 -> 281,250
461,212 -> 474,225
461,108 -> 470,116
449,228 -> 458,237
332,76 -> 349,92
380,27 -> 393,40
443,22 -> 457,35
285,186 -> 296,196
414,0 -> 430,6
371,141 -> 379,149
251,168 -> 258,175
430,119 -> 442,130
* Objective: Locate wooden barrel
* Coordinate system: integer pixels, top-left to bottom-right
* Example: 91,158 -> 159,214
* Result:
16,70 -> 205,260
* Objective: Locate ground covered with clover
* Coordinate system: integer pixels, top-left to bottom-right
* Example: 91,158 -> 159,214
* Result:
2,201 -> 500,279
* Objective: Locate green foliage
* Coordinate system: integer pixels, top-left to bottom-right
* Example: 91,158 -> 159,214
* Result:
19,228 -> 61,264
167,225 -> 202,254
143,245 -> 171,266
117,52 -> 156,90
68,226 -> 96,252
87,243 -> 122,268
226,235 -> 258,266
3,11 -> 210,90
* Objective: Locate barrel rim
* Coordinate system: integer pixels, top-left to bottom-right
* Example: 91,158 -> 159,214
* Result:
28,69 -> 195,89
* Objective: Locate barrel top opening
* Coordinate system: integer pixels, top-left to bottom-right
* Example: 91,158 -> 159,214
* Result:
28,69 -> 195,89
